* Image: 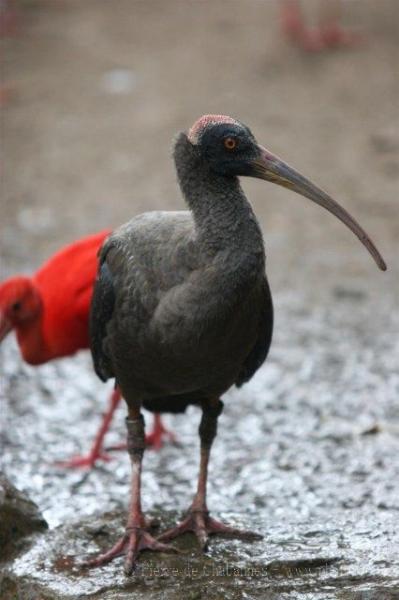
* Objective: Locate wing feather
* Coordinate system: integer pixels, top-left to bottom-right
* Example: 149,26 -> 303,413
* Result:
89,246 -> 116,382
235,278 -> 273,387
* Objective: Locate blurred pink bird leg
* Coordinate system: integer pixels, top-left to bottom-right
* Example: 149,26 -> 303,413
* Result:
281,0 -> 363,52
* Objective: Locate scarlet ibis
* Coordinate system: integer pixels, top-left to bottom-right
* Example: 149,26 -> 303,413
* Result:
281,0 -> 362,51
87,114 -> 386,574
0,230 -> 175,468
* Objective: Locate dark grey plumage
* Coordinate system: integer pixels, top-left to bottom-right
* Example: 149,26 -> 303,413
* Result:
91,133 -> 273,412
90,261 -> 115,383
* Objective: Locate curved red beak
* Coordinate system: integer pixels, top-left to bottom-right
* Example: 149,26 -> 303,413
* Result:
251,145 -> 387,272
0,312 -> 13,343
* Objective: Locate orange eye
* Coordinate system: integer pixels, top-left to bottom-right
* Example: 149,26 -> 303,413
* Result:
224,137 -> 237,150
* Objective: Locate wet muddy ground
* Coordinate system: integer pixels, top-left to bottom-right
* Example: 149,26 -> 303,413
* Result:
1,1 -> 399,598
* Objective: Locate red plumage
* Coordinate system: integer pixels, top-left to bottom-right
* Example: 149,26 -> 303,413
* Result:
0,230 -> 175,467
10,230 -> 109,364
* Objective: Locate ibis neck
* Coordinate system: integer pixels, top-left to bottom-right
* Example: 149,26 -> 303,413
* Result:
174,133 -> 264,259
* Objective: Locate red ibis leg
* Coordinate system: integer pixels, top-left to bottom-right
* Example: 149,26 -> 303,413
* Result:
58,388 -> 122,469
281,0 -> 362,52
145,413 -> 176,449
158,400 -> 262,550
85,412 -> 177,575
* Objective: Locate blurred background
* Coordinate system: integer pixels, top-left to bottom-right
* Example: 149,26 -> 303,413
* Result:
1,0 -> 398,284
1,1 -> 399,597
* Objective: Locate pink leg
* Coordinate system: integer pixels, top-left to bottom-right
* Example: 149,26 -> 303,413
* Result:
145,413 -> 176,449
158,400 -> 262,550
57,388 -> 122,469
85,413 -> 177,575
281,0 -> 362,52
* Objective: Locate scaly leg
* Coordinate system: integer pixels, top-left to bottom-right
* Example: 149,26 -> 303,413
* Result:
158,399 -> 262,550
85,411 -> 177,575
58,388 -> 122,468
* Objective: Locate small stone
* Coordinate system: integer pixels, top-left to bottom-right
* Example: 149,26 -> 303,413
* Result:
361,423 -> 381,436
0,473 -> 48,561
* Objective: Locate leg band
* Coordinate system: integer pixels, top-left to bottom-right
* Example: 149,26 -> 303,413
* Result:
126,415 -> 145,458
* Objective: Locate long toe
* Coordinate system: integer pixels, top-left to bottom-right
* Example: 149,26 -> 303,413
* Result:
196,523 -> 209,551
206,516 -> 263,541
124,529 -> 178,576
85,527 -> 178,574
158,510 -> 262,550
56,451 -> 113,469
85,535 -> 128,568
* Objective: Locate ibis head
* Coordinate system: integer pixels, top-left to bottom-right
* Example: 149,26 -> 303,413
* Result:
0,277 -> 41,342
188,114 -> 386,271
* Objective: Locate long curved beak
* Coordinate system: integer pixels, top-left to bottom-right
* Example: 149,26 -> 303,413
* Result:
0,312 -> 13,343
251,145 -> 387,271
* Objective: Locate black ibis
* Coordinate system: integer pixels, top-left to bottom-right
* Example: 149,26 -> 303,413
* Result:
88,114 -> 386,574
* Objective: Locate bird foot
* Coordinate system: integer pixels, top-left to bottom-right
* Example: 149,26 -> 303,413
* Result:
85,526 -> 178,575
56,450 -> 113,469
158,508 -> 262,550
